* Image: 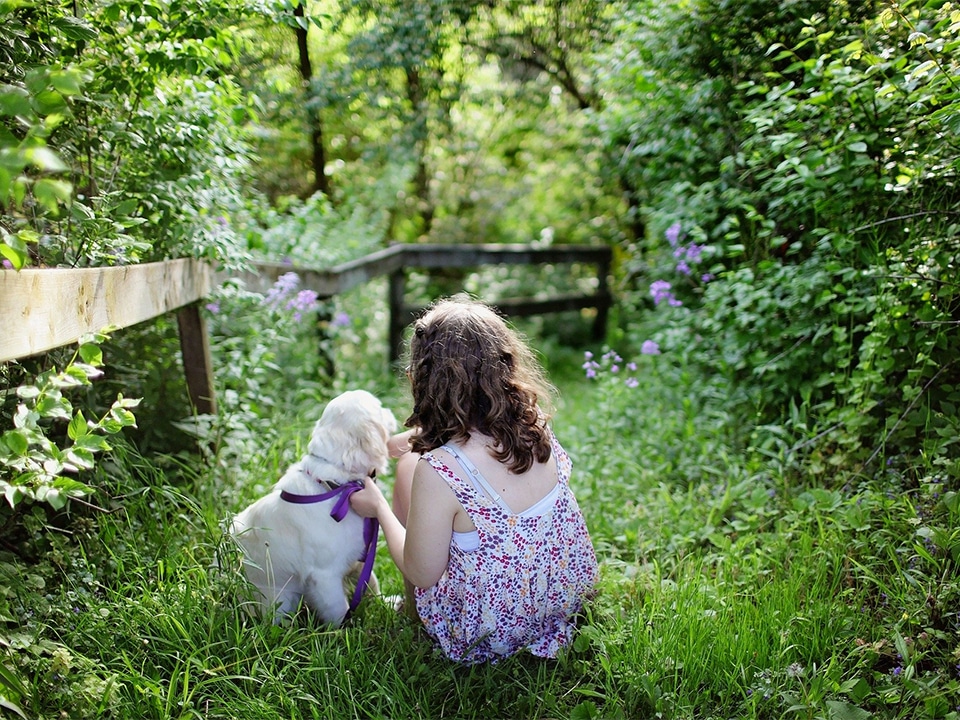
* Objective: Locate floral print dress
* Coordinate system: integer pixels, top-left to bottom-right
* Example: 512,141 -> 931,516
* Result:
415,431 -> 598,664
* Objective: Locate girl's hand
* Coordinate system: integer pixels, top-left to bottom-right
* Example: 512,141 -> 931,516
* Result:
349,476 -> 389,519
387,429 -> 415,458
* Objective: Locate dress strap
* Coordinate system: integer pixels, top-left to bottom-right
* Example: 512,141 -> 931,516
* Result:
440,443 -> 512,515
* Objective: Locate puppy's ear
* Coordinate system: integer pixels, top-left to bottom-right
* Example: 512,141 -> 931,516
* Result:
339,413 -> 392,476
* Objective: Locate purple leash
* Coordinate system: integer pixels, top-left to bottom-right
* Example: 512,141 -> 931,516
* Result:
280,479 -> 379,617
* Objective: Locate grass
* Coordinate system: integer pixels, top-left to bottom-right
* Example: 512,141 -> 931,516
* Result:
4,331 -> 960,719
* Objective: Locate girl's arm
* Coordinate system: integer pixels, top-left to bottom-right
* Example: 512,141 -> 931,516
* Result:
402,460 -> 457,588
349,461 -> 455,588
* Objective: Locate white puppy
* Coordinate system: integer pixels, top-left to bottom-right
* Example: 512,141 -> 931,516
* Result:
231,390 -> 397,625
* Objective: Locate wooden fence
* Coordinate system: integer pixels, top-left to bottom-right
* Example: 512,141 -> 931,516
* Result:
2,243 -> 612,411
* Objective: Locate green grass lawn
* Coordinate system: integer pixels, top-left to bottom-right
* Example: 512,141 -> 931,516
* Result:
6,344 -> 959,719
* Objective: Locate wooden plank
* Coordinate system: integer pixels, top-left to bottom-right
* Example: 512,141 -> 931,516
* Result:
176,304 -> 217,415
402,244 -> 611,268
0,259 -> 212,362
225,245 -> 406,297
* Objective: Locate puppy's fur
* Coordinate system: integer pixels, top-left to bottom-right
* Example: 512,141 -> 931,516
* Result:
231,390 -> 396,625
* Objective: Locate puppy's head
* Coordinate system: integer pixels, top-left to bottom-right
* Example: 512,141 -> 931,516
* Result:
307,390 -> 397,478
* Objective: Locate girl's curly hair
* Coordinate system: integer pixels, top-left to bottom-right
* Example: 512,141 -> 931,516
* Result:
404,297 -> 555,474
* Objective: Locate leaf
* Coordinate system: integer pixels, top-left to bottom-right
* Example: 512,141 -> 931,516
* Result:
847,141 -> 868,152
826,700 -> 872,720
67,411 -> 88,440
33,178 -> 73,211
23,146 -> 68,173
570,701 -> 599,720
1,430 -> 29,456
71,363 -> 104,380
74,434 -> 110,452
0,244 -> 25,269
14,385 -> 39,400
78,343 -> 103,366
65,447 -> 95,470
0,85 -> 33,118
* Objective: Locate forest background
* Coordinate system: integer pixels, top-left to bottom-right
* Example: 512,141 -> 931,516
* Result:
1,0 -> 959,718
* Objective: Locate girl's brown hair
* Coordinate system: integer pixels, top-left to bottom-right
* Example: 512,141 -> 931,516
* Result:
405,297 -> 554,474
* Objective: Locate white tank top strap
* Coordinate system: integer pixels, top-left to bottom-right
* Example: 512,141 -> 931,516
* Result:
440,442 -> 512,515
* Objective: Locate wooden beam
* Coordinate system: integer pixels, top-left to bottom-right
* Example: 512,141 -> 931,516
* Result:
400,244 -> 611,268
0,259 -> 212,362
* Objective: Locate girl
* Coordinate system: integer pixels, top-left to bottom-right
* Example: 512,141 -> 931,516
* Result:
351,297 -> 598,663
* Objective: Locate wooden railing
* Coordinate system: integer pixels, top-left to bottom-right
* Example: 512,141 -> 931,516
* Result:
1,259 -> 217,414
2,243 -> 612,410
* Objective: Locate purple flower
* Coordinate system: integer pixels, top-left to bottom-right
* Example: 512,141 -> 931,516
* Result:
685,244 -> 704,263
641,340 -> 660,355
676,260 -> 691,276
610,364 -> 619,374
586,367 -> 597,379
665,222 -> 682,248
216,216 -> 228,227
1,259 -> 11,269
625,377 -> 639,388
205,301 -> 220,314
264,272 -> 300,307
332,311 -> 351,327
701,273 -> 715,283
287,289 -> 319,321
650,280 -> 680,307
627,362 -> 637,372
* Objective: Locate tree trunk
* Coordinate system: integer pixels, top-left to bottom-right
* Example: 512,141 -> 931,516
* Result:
294,2 -> 329,198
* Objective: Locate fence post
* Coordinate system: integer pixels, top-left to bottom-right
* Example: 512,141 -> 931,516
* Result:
176,303 -> 217,415
388,268 -> 406,364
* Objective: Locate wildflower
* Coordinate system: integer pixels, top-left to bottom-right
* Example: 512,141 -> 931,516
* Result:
216,216 -> 228,227
610,365 -> 619,374
627,362 -> 637,372
665,222 -> 682,247
1,259 -> 11,269
264,272 -> 300,307
650,280 -> 681,307
205,301 -> 220,314
676,260 -> 691,276
685,244 -> 704,263
584,351 -> 594,360
786,663 -> 804,678
701,273 -> 715,283
332,311 -> 351,327
583,359 -> 600,379
625,377 -> 639,389
641,340 -> 660,355
891,665 -> 903,677
287,289 -> 320,321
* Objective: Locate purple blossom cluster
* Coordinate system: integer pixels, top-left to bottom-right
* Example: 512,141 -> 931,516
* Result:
583,347 -> 658,388
650,280 -> 682,307
664,222 -> 714,283
263,272 -> 320,321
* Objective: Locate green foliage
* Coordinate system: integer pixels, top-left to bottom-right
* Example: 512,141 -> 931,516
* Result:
0,334 -> 139,511
0,0 -> 265,269
601,0 -> 960,479
566,341 -> 960,718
